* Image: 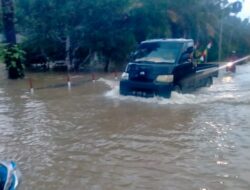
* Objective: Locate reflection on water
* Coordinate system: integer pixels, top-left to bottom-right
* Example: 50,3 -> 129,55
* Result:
0,64 -> 250,190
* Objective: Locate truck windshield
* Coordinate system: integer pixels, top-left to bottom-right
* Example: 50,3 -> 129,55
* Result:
133,42 -> 182,64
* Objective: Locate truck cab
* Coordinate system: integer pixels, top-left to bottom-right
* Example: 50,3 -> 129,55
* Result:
120,39 -> 218,98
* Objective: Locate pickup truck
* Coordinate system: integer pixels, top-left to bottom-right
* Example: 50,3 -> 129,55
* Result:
120,39 -> 219,98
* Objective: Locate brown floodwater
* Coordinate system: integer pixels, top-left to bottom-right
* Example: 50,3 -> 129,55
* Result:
1,64 -> 250,190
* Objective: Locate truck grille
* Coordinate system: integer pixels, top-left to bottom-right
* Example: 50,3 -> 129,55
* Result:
128,64 -> 154,82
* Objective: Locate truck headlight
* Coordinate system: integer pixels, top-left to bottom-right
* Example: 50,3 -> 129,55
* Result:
121,72 -> 129,80
156,75 -> 174,83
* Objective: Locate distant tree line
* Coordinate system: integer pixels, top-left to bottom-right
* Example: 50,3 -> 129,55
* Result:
1,0 -> 250,78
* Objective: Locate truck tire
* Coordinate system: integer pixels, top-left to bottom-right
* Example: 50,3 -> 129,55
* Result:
205,77 -> 213,87
173,85 -> 182,93
120,88 -> 127,95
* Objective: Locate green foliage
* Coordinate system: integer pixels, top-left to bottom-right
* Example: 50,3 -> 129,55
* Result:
3,44 -> 26,78
0,44 -> 5,63
4,45 -> 25,61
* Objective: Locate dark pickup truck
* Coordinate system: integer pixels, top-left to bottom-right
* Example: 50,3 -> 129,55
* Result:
120,39 -> 219,98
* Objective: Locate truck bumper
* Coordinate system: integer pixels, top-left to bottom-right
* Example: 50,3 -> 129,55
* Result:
120,80 -> 173,98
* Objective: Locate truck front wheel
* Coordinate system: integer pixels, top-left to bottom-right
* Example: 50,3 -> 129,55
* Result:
205,77 -> 213,87
173,85 -> 182,94
120,87 -> 128,95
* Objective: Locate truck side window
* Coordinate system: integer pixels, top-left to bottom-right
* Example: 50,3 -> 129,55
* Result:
179,53 -> 191,63
179,46 -> 193,64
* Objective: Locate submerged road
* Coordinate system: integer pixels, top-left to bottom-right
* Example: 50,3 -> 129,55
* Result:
0,63 -> 250,190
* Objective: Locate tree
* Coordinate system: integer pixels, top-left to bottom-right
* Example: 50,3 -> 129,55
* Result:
13,0 -> 250,72
1,0 -> 25,79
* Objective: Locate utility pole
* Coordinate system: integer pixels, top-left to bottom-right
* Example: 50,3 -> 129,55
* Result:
218,17 -> 223,62
218,1 -> 242,62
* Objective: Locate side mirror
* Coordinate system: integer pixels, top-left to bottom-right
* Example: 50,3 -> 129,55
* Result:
186,46 -> 194,54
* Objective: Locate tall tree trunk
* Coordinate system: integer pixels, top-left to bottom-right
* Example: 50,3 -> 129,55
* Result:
104,57 -> 110,73
1,0 -> 16,44
1,0 -> 25,79
65,35 -> 71,72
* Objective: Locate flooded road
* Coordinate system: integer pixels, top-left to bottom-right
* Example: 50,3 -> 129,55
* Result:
1,64 -> 250,190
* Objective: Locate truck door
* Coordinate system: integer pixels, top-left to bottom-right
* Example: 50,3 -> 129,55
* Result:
173,53 -> 194,82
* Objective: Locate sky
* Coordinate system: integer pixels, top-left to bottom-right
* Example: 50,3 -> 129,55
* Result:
238,0 -> 250,19
229,0 -> 250,19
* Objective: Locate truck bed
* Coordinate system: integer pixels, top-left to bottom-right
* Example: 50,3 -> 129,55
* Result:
196,63 -> 219,71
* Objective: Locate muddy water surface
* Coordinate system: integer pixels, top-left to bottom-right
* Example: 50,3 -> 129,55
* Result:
1,64 -> 250,190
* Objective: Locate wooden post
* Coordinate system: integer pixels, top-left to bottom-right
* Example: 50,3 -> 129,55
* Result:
67,74 -> 71,89
29,78 -> 34,94
92,73 -> 96,82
